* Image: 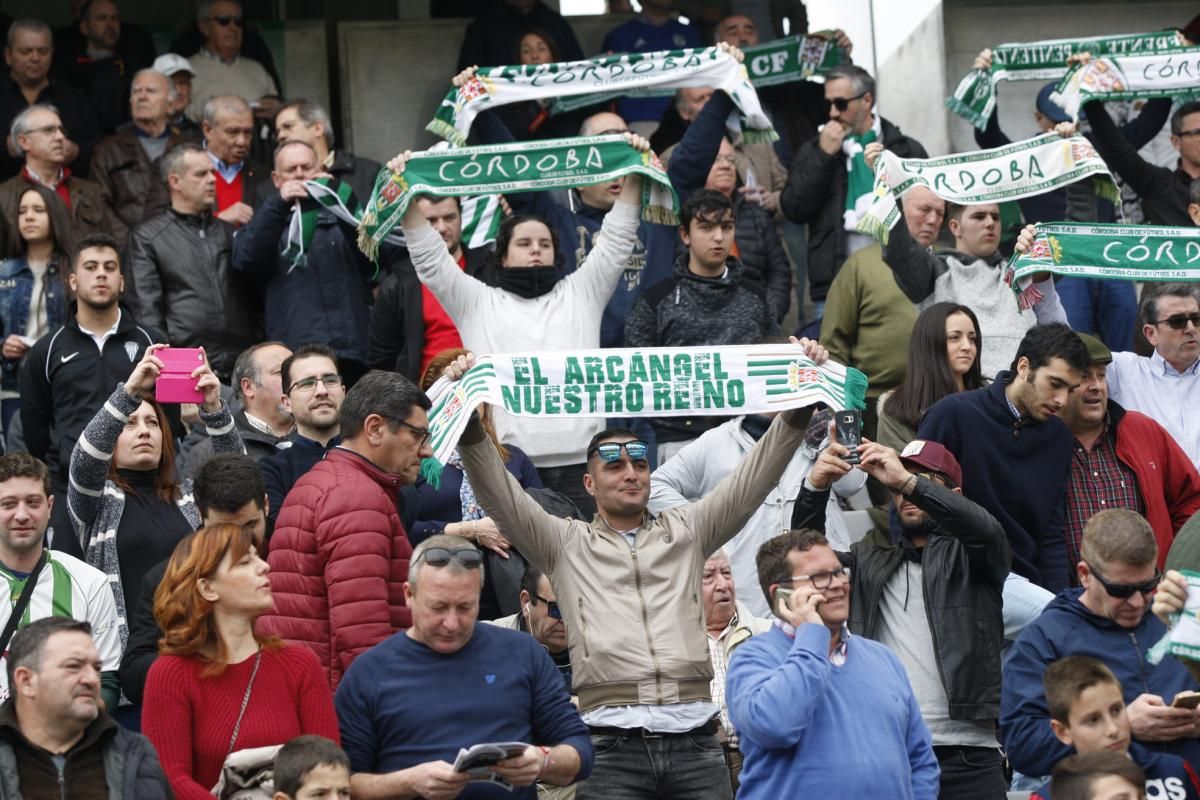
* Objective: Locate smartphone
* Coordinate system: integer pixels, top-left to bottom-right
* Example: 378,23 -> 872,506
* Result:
1173,691 -> 1200,709
835,409 -> 863,465
155,348 -> 205,404
775,586 -> 794,618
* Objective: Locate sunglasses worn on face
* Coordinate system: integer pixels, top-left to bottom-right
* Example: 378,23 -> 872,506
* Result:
533,593 -> 562,619
212,14 -> 244,27
414,546 -> 483,569
1152,312 -> 1200,330
588,440 -> 649,462
824,92 -> 867,112
1086,563 -> 1162,599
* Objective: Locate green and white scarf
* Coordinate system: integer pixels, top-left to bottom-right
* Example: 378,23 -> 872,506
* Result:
422,345 -> 867,465
429,47 -> 777,147
358,135 -> 679,260
282,177 -> 502,270
856,133 -> 1118,243
740,31 -> 849,88
946,30 -> 1186,129
1148,569 -> 1200,665
1004,221 -> 1200,309
1051,43 -> 1200,120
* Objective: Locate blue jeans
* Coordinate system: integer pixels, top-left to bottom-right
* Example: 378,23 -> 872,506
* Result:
1056,276 -> 1136,352
1003,573 -> 1055,641
575,731 -> 732,800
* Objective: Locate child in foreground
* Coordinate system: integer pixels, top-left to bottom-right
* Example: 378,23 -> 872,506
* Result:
1043,751 -> 1145,800
273,735 -> 351,800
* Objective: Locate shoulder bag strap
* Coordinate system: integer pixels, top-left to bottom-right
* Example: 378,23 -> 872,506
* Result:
0,550 -> 49,657
225,649 -> 263,759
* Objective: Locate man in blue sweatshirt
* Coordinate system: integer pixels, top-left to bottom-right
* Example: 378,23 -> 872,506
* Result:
726,528 -> 939,799
918,323 -> 1090,593
335,534 -> 592,800
1001,510 -> 1200,785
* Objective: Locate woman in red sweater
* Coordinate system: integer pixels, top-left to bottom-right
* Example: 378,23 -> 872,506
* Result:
142,523 -> 340,799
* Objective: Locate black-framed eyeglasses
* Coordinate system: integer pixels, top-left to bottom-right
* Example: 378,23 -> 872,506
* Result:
1086,562 -> 1162,600
396,420 -> 432,448
532,593 -> 562,619
1151,312 -> 1200,330
776,567 -> 851,591
286,373 -> 341,394
824,92 -> 867,112
413,546 -> 483,570
211,14 -> 244,27
587,440 -> 649,462
1177,127 -> 1200,139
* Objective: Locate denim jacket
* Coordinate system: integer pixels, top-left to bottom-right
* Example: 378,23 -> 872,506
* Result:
0,256 -> 67,391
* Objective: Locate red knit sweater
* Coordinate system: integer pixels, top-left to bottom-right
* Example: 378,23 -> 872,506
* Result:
142,644 -> 340,800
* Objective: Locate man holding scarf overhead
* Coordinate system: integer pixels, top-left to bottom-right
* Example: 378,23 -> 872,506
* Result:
780,64 -> 927,320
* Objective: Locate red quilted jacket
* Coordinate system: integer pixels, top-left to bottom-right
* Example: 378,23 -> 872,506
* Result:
258,447 -> 413,690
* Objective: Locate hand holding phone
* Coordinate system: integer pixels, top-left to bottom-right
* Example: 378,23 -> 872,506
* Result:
1172,691 -> 1200,710
155,348 -> 206,404
775,585 -> 825,626
835,410 -> 863,465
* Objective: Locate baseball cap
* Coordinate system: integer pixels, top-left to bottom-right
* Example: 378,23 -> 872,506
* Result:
899,440 -> 962,488
152,53 -> 195,78
1036,82 -> 1071,124
1076,332 -> 1113,365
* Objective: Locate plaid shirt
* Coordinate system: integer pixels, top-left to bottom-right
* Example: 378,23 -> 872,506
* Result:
1065,421 -> 1144,578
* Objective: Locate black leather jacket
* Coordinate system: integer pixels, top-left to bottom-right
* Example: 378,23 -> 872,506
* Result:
792,476 -> 1010,720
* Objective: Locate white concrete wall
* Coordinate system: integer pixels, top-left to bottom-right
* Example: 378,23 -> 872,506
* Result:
943,2 -> 1196,153
282,22 -> 330,112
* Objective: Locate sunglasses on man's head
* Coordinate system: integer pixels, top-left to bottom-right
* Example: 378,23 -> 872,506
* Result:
587,440 -> 649,462
1086,563 -> 1162,600
413,547 -> 483,569
823,92 -> 867,112
1152,312 -> 1200,330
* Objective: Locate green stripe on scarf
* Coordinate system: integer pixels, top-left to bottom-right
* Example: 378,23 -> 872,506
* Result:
1004,222 -> 1200,309
856,133 -> 1118,243
1051,44 -> 1200,120
945,30 -> 1187,129
422,345 -> 868,465
357,135 -> 680,260
740,31 -> 849,88
430,47 -> 776,147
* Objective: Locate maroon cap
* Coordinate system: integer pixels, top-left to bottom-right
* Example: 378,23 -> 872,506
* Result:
899,440 -> 962,487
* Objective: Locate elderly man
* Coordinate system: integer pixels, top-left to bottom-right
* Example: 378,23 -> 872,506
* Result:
0,617 -> 172,797
186,0 -> 279,124
1060,333 -> 1200,575
821,186 -> 944,436
90,69 -> 196,243
781,64 -> 926,319
0,19 -> 101,180
1105,285 -> 1200,470
127,142 -> 256,381
1001,509 -> 1200,781
726,529 -> 939,798
702,549 -> 769,794
231,140 -> 375,383
335,535 -> 592,800
445,338 -> 827,800
272,98 -> 381,204
152,53 -> 201,138
0,103 -> 113,240
202,94 -> 266,225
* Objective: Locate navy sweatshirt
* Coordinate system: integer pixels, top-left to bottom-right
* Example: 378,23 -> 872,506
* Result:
335,624 -> 592,798
917,372 -> 1072,591
1031,742 -> 1200,799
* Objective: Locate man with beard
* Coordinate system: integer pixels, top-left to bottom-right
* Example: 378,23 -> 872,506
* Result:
18,233 -> 165,553
790,437 -> 1010,799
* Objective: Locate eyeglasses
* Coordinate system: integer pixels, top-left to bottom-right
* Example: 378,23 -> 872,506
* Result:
28,124 -> 66,137
824,92 -> 867,112
776,567 -> 851,590
211,14 -> 243,27
286,373 -> 342,394
587,440 -> 649,462
413,546 -> 483,570
396,420 -> 432,448
1086,563 -> 1162,600
532,593 -> 562,619
1151,312 -> 1200,330
1176,128 -> 1200,139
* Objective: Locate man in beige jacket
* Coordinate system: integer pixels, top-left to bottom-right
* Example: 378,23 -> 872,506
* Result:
449,336 -> 827,800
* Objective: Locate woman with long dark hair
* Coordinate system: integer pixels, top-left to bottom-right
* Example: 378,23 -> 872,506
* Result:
0,185 -> 74,430
143,523 -> 338,799
877,302 -> 985,452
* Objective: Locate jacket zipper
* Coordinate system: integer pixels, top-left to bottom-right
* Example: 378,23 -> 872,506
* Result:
576,597 -> 591,658
1129,631 -> 1150,694
629,541 -> 663,701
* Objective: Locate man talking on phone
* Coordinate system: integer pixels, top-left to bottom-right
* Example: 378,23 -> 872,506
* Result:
725,528 -> 939,799
790,437 -> 1010,799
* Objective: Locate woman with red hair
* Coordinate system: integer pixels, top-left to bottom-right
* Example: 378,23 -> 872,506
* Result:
142,523 -> 338,799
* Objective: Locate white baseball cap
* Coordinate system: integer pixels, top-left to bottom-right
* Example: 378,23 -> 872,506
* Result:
152,53 -> 195,77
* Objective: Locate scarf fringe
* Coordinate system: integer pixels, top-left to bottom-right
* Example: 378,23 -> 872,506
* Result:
641,205 -> 678,226
420,457 -> 444,489
425,118 -> 467,147
740,128 -> 780,145
842,368 -> 869,412
854,213 -> 890,245
943,94 -> 988,130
